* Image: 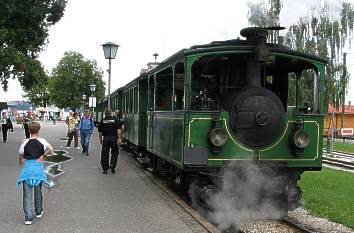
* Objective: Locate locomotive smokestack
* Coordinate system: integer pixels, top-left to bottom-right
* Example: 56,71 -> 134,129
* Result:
240,27 -> 268,46
246,58 -> 261,88
240,27 -> 270,89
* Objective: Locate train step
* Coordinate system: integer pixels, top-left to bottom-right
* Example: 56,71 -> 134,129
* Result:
137,157 -> 150,165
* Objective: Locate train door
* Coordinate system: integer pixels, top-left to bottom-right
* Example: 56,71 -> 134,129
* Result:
147,75 -> 155,149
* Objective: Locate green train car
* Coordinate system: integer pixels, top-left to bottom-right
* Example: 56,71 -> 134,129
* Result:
96,27 -> 327,212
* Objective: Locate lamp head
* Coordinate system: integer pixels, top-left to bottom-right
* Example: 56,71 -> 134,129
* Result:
102,42 -> 119,59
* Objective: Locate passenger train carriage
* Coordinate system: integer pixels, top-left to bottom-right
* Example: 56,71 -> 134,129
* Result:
96,27 -> 327,212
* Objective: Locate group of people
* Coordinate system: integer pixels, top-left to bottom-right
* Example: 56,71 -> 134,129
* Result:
0,111 -> 34,143
15,108 -> 124,225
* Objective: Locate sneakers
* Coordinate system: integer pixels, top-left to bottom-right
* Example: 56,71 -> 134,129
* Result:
102,170 -> 108,174
36,211 -> 43,218
111,168 -> 116,174
24,220 -> 32,225
75,147 -> 80,149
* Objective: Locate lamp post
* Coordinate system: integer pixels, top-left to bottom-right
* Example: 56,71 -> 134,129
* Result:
82,94 -> 86,113
89,84 -> 96,114
101,42 -> 119,109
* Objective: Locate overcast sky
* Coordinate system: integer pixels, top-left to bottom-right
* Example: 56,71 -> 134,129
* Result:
1,0 -> 354,104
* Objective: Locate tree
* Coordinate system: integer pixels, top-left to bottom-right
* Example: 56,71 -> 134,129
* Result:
248,0 -> 354,109
0,0 -> 67,91
50,51 -> 105,110
247,0 -> 282,43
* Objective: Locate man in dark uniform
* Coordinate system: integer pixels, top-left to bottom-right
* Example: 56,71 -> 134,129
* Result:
23,114 -> 31,139
98,108 -> 122,174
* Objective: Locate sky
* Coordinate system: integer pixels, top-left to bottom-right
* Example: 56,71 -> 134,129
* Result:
1,0 -> 354,104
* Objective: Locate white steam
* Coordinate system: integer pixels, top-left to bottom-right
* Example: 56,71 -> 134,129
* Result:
190,161 -> 288,231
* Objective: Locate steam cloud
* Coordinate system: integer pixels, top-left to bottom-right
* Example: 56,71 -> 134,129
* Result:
189,161 -> 288,231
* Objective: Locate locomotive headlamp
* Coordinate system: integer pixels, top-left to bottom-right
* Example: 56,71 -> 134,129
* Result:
289,118 -> 310,155
293,130 -> 310,148
209,128 -> 228,147
208,112 -> 227,154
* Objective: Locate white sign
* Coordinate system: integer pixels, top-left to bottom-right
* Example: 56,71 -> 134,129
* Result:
340,128 -> 354,136
89,97 -> 96,108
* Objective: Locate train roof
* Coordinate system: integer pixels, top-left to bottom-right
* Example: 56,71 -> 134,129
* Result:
123,29 -> 328,90
140,41 -> 327,79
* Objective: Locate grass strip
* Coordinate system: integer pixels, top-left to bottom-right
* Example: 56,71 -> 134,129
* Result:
323,140 -> 354,153
299,167 -> 354,229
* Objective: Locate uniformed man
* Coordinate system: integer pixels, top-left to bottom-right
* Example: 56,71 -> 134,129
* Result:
98,108 -> 122,174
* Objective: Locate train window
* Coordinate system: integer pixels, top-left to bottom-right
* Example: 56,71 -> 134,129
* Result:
287,69 -> 320,114
155,67 -> 173,111
174,62 -> 185,110
148,76 -> 154,111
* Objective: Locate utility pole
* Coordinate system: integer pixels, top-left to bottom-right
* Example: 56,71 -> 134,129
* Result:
341,52 -> 347,129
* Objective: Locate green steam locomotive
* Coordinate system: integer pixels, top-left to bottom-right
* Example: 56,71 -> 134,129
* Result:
96,27 -> 327,212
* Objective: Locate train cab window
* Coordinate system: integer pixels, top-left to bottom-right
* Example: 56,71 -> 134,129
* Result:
287,69 -> 320,114
261,56 -> 321,114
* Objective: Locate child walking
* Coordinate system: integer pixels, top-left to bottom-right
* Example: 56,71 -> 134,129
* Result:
17,122 -> 53,225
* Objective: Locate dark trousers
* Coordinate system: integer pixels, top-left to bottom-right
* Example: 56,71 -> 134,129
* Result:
1,124 -> 8,142
24,124 -> 30,139
66,129 -> 78,147
101,136 -> 119,171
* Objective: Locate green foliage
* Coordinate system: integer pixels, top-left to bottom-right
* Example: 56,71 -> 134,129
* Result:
50,51 -> 105,109
247,0 -> 282,43
285,2 -> 354,109
22,60 -> 51,107
300,167 -> 354,229
0,0 -> 67,91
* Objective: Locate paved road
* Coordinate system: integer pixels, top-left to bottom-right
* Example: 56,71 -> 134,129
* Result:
0,121 -> 207,233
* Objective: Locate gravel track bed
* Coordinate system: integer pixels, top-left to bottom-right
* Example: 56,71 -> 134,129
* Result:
239,219 -> 303,233
287,208 -> 353,233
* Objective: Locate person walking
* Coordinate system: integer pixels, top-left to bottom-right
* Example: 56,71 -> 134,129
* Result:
23,114 -> 31,139
98,108 -> 123,174
77,109 -> 95,156
1,111 -> 13,143
16,122 -> 53,225
65,112 -> 80,149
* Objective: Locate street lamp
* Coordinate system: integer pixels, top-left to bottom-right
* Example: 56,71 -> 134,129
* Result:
89,84 -> 96,114
90,84 -> 96,92
82,94 -> 86,113
101,42 -> 119,108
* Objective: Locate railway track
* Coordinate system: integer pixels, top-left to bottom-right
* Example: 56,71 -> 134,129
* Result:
322,150 -> 354,170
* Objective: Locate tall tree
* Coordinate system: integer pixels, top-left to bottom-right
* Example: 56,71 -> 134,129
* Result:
248,0 -> 354,108
247,0 -> 282,43
50,51 -> 105,110
0,0 -> 67,91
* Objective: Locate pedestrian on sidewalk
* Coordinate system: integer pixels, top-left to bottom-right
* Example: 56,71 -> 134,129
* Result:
77,109 -> 95,156
65,112 -> 80,149
1,111 -> 13,143
98,108 -> 123,174
23,114 -> 31,139
16,122 -> 53,225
